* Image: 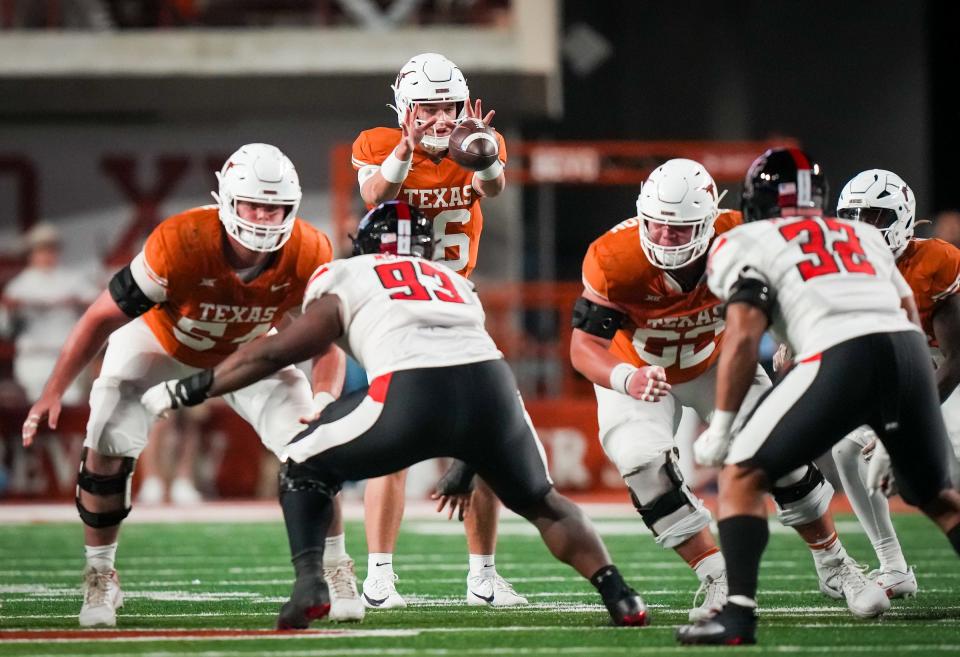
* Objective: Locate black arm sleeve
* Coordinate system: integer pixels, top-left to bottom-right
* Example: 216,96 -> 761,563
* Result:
572,297 -> 627,339
726,274 -> 775,324
108,265 -> 157,318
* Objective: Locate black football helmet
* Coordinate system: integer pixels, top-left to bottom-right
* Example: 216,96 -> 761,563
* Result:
352,200 -> 434,259
741,147 -> 829,223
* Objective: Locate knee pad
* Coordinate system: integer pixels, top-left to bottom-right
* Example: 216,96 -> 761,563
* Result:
623,450 -> 711,549
278,461 -> 341,500
772,463 -> 834,527
76,448 -> 135,529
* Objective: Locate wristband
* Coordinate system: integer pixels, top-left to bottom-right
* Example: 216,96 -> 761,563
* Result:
176,369 -> 214,407
609,363 -> 639,395
474,159 -> 504,181
709,410 -> 736,434
380,148 -> 412,184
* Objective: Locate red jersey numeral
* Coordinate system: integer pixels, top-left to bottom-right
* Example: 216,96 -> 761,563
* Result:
778,218 -> 876,281
374,260 -> 466,304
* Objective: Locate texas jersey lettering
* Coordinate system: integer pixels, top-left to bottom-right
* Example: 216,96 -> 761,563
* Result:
130,206 -> 333,368
352,127 -> 507,278
581,211 -> 742,384
895,238 -> 960,348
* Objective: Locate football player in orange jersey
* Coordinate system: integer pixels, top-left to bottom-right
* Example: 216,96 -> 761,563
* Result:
570,158 -> 888,622
20,144 -> 364,627
348,52 -> 523,609
830,169 -> 960,599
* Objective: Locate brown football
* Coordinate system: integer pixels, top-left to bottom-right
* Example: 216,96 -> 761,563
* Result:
448,119 -> 499,171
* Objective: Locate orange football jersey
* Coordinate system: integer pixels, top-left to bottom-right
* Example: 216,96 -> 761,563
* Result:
581,211 -> 743,384
139,207 -> 333,368
351,126 -> 507,278
896,238 -> 960,347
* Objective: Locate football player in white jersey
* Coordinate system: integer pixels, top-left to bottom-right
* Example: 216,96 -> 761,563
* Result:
142,200 -> 651,630
677,148 -> 960,645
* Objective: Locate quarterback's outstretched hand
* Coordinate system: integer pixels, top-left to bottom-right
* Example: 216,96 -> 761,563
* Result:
22,393 -> 61,447
693,410 -> 736,467
866,440 -> 897,497
141,370 -> 213,418
624,365 -> 671,402
464,97 -> 495,126
396,103 -> 438,159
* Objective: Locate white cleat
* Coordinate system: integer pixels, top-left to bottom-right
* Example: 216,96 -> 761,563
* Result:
324,558 -> 364,622
361,572 -> 406,609
79,566 -> 123,627
136,477 -> 165,506
871,567 -> 918,600
466,573 -> 529,607
169,478 -> 202,506
688,572 -> 727,622
818,555 -> 890,618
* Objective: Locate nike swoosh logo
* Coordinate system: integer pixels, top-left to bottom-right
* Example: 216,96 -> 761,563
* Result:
271,282 -> 291,291
469,589 -> 495,604
375,562 -> 391,567
363,593 -> 388,607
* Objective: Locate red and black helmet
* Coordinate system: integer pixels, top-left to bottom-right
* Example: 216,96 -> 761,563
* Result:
741,147 -> 829,223
352,200 -> 434,259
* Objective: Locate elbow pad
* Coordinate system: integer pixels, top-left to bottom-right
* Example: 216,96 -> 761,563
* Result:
726,275 -> 774,323
109,265 -> 156,318
572,297 -> 626,339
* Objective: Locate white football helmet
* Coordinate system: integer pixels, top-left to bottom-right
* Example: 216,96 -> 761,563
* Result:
837,169 -> 916,257
637,159 -> 721,269
390,52 -> 469,151
212,143 -> 301,253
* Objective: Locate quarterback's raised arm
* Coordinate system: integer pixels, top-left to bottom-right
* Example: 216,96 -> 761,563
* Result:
141,295 -> 344,416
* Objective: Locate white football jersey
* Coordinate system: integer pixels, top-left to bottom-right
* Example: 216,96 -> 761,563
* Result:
302,254 -> 502,378
707,215 -> 920,360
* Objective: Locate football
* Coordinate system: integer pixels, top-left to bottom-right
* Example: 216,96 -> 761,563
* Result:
448,119 -> 499,171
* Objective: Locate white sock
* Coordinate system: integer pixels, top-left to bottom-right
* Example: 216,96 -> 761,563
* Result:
833,438 -> 908,572
85,543 -> 118,572
808,531 -> 845,569
323,534 -> 348,567
367,553 -> 394,578
469,554 -> 496,578
692,550 -> 726,582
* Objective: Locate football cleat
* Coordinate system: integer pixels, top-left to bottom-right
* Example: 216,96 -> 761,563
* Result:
79,566 -> 123,627
688,571 -> 727,622
169,478 -> 202,506
818,555 -> 890,618
466,572 -> 529,607
324,558 -> 365,622
276,574 -> 331,629
676,601 -> 757,645
870,567 -> 918,599
603,587 -> 650,626
361,572 -> 406,609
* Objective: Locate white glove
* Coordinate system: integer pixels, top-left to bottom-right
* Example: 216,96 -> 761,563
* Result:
141,380 -> 180,418
694,410 -> 736,467
866,441 -> 897,497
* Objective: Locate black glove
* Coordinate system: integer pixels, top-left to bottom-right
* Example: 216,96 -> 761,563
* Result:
435,459 -> 477,497
166,369 -> 214,409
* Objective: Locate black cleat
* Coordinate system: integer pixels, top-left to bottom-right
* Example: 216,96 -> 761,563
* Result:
605,588 -> 650,627
675,601 -> 757,645
276,575 -> 331,630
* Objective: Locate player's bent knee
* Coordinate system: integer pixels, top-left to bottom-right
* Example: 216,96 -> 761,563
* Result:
624,450 -> 711,549
772,464 -> 834,527
75,448 -> 135,529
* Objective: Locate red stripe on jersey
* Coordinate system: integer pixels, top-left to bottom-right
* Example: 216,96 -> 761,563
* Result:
307,265 -> 330,288
788,148 -> 811,170
799,353 -> 822,363
367,372 -> 394,403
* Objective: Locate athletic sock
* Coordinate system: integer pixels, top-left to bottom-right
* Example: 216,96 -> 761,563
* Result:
468,554 -> 496,578
367,553 -> 395,578
689,547 -> 725,582
85,543 -> 118,572
807,530 -> 845,570
718,516 -> 769,600
322,534 -> 348,568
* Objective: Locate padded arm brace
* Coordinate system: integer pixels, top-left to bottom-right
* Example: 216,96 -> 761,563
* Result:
109,265 -> 156,318
726,274 -> 774,324
572,297 -> 627,339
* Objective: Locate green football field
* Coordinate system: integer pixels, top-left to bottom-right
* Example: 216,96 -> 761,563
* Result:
1,513 -> 958,656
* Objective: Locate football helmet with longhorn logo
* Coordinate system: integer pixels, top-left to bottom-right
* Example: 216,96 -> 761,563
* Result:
836,169 -> 916,258
212,143 -> 302,253
636,158 -> 722,269
390,52 -> 469,152
352,200 -> 435,259
741,147 -> 828,223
